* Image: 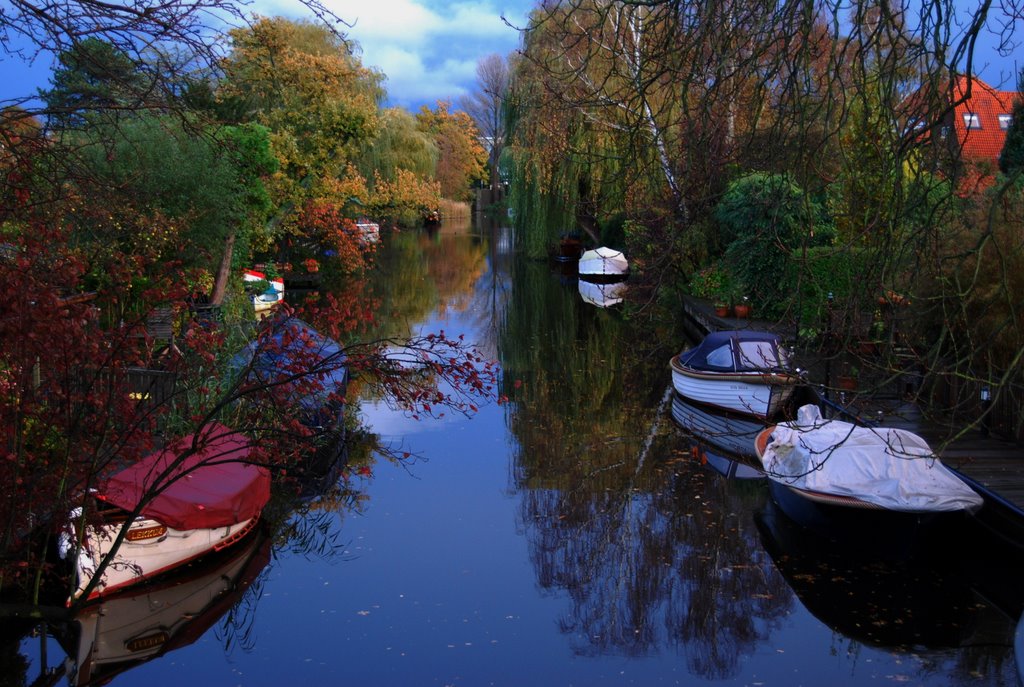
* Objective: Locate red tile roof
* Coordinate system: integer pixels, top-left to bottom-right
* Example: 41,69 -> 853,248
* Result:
951,75 -> 1019,163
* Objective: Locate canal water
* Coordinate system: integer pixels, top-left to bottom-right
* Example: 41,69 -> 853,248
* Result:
15,221 -> 1024,685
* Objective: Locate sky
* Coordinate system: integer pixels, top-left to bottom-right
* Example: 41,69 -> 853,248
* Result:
0,0 -> 535,113
264,0 -> 534,110
0,0 -> 1019,113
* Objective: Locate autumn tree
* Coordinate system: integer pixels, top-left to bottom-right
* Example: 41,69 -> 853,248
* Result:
356,107 -> 438,184
416,101 -> 487,202
218,17 -> 383,222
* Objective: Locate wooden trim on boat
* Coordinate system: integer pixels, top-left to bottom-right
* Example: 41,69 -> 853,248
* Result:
670,356 -> 801,386
754,426 -> 774,459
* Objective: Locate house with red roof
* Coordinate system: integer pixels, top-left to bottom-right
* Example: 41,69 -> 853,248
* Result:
940,75 -> 1019,192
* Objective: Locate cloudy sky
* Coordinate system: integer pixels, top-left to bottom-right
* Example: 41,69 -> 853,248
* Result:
1,0 -> 1018,112
282,0 -> 531,109
1,0 -> 533,112
255,0 -> 534,110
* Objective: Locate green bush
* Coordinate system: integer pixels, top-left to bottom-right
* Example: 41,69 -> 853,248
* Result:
714,172 -> 825,318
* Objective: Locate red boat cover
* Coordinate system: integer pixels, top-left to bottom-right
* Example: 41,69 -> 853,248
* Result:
97,424 -> 271,530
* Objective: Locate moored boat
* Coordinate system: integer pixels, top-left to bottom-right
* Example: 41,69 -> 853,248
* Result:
578,246 -> 628,281
754,404 -> 983,537
355,219 -> 380,243
61,424 -> 271,602
232,316 -> 349,431
64,529 -> 271,686
243,268 -> 284,313
669,330 -> 801,419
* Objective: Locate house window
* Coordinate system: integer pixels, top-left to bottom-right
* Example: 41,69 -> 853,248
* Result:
963,113 -> 982,129
999,114 -> 1012,130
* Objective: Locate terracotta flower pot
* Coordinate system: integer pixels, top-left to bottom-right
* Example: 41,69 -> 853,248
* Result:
837,375 -> 857,391
733,303 -> 751,319
714,305 -> 731,318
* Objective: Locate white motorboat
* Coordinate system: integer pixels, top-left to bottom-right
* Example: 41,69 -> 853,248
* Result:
670,330 -> 801,419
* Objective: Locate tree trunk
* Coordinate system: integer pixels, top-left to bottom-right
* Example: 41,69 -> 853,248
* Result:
210,230 -> 236,305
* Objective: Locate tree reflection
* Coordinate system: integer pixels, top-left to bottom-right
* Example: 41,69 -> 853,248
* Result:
499,259 -> 793,677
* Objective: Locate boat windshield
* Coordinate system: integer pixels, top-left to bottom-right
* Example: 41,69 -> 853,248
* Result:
705,343 -> 734,368
737,340 -> 785,370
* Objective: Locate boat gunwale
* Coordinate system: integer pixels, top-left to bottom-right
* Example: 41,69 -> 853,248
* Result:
670,354 -> 801,386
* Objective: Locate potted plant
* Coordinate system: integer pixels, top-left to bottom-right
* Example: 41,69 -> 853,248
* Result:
691,262 -> 733,317
733,295 -> 751,319
837,362 -> 858,391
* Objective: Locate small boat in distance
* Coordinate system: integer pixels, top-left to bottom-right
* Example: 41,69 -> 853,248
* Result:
670,330 -> 801,419
578,246 -> 628,281
61,424 -> 271,602
355,219 -> 380,243
754,405 -> 983,527
243,268 -> 284,314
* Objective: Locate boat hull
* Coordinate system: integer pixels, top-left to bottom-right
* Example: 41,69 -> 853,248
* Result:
670,358 -> 797,419
70,515 -> 258,602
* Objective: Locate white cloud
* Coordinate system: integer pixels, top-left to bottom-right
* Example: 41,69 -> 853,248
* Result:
253,0 -> 530,109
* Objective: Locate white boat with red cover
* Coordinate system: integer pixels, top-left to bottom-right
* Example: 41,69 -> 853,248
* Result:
61,424 -> 271,603
243,268 -> 284,313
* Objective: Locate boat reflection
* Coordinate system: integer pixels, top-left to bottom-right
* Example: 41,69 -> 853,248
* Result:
61,529 -> 271,686
577,279 -> 627,308
755,498 -> 1018,651
670,393 -> 767,481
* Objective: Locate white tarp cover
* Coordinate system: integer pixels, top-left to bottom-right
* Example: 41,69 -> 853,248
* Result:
761,405 -> 983,512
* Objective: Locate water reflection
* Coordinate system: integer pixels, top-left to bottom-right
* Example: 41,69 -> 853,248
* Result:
669,393 -> 766,460
61,531 -> 271,686
577,279 -> 627,308
757,500 -> 1020,651
498,258 -> 792,677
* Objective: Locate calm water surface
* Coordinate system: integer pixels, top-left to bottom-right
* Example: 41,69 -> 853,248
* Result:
18,221 -> 1023,686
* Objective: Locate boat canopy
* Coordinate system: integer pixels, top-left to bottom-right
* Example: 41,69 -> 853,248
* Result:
97,424 -> 270,530
677,330 -> 790,373
232,317 -> 348,426
761,405 -> 983,512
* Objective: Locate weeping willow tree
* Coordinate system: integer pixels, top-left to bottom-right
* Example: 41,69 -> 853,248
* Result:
355,107 -> 438,185
507,0 -> 1024,441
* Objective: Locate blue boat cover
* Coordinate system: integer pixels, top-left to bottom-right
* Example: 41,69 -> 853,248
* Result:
677,330 -> 789,373
232,317 -> 348,427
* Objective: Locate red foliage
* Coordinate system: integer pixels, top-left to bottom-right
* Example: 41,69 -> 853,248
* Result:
298,200 -> 377,275
0,217 -> 189,561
